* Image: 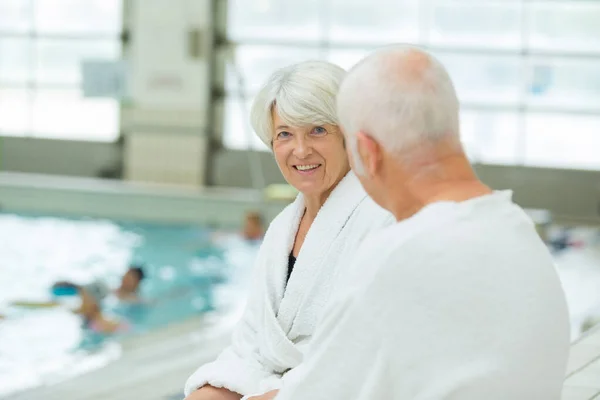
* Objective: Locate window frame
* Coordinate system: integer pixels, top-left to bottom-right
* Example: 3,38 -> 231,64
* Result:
216,0 -> 600,171
0,0 -> 123,142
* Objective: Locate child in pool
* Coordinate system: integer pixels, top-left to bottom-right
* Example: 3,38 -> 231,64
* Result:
114,265 -> 146,302
12,265 -> 147,309
78,281 -> 129,334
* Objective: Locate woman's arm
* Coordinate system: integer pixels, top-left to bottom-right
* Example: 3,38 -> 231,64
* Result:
184,235 -> 279,397
247,390 -> 279,400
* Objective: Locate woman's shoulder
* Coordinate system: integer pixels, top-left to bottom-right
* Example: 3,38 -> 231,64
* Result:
263,199 -> 302,235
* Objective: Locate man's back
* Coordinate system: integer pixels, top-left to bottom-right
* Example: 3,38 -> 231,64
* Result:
353,191 -> 570,399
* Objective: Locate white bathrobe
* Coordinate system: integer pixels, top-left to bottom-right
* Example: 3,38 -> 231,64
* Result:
275,191 -> 570,400
184,172 -> 393,397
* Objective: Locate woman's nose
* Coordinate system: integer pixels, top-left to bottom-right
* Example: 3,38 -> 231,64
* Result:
293,137 -> 312,159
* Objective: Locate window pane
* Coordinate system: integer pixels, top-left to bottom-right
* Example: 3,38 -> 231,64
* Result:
0,89 -> 30,136
0,38 -> 31,84
329,0 -> 419,44
222,96 -> 267,150
460,110 -> 520,164
224,45 -> 321,94
35,0 -> 122,35
327,48 -> 374,70
35,39 -> 121,85
31,90 -> 119,141
0,0 -> 31,32
429,0 -> 522,49
529,1 -> 600,53
524,114 -> 600,170
227,0 -> 321,42
526,57 -> 600,112
435,52 -> 522,105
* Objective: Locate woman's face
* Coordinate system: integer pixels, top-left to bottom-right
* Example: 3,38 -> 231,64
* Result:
271,108 -> 350,199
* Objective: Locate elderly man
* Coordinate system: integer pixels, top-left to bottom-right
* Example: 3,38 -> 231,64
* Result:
266,46 -> 570,400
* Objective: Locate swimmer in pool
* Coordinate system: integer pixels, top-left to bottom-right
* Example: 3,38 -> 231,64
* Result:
242,211 -> 265,242
114,265 -> 146,302
204,211 -> 265,247
77,281 -> 128,334
13,280 -> 128,333
11,265 -> 147,308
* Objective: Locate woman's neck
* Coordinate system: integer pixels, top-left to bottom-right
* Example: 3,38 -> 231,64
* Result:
303,197 -> 323,220
303,187 -> 335,219
303,170 -> 348,219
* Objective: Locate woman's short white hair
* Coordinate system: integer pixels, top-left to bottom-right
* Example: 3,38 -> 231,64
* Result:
337,45 -> 460,160
250,60 -> 346,148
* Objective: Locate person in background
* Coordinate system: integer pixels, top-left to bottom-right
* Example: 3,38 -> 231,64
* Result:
183,60 -> 393,400
270,45 -> 570,400
77,281 -> 128,334
12,265 -> 146,309
32,280 -> 128,334
242,211 -> 265,242
114,265 -> 146,301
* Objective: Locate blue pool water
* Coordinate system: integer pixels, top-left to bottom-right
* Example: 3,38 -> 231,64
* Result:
0,213 -> 259,397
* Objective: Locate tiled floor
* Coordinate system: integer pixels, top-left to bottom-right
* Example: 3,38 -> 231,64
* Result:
563,324 -> 600,400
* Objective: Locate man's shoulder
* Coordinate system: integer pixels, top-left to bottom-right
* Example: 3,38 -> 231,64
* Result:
347,207 -> 468,286
350,197 -> 395,231
355,206 -> 447,255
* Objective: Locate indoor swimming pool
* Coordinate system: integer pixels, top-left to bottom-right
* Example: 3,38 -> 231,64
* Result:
0,213 -> 260,398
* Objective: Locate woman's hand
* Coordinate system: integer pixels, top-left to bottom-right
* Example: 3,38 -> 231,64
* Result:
247,390 -> 279,400
185,386 -> 243,400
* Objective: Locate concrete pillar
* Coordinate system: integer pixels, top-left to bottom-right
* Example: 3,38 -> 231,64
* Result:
122,0 -> 213,186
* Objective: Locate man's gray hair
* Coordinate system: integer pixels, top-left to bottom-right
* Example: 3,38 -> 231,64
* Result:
250,60 -> 346,148
337,45 -> 460,172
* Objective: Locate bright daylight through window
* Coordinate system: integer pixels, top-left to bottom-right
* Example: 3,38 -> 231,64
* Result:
0,0 -> 122,142
220,0 -> 600,171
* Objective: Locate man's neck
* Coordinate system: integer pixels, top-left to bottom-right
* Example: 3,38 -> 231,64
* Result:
384,153 -> 491,221
387,180 -> 491,221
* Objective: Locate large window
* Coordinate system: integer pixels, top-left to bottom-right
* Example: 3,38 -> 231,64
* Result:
220,0 -> 600,171
0,0 -> 122,141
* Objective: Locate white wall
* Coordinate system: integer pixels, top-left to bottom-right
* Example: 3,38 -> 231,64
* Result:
0,137 -> 119,178
210,149 -> 600,224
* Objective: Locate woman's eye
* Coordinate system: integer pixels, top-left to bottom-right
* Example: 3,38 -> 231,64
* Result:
311,126 -> 327,135
276,131 -> 291,139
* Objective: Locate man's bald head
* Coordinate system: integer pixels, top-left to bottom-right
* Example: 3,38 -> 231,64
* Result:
337,45 -> 460,170
395,49 -> 433,79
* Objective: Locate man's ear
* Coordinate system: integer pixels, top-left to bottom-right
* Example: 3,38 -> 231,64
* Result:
356,131 -> 382,177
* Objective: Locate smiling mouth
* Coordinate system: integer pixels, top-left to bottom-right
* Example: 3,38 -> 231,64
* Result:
294,164 -> 321,171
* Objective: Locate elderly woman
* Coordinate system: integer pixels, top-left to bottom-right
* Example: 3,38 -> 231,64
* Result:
184,61 -> 392,400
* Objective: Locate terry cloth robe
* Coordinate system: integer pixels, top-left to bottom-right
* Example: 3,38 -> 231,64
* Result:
184,171 -> 393,397
274,191 -> 570,400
